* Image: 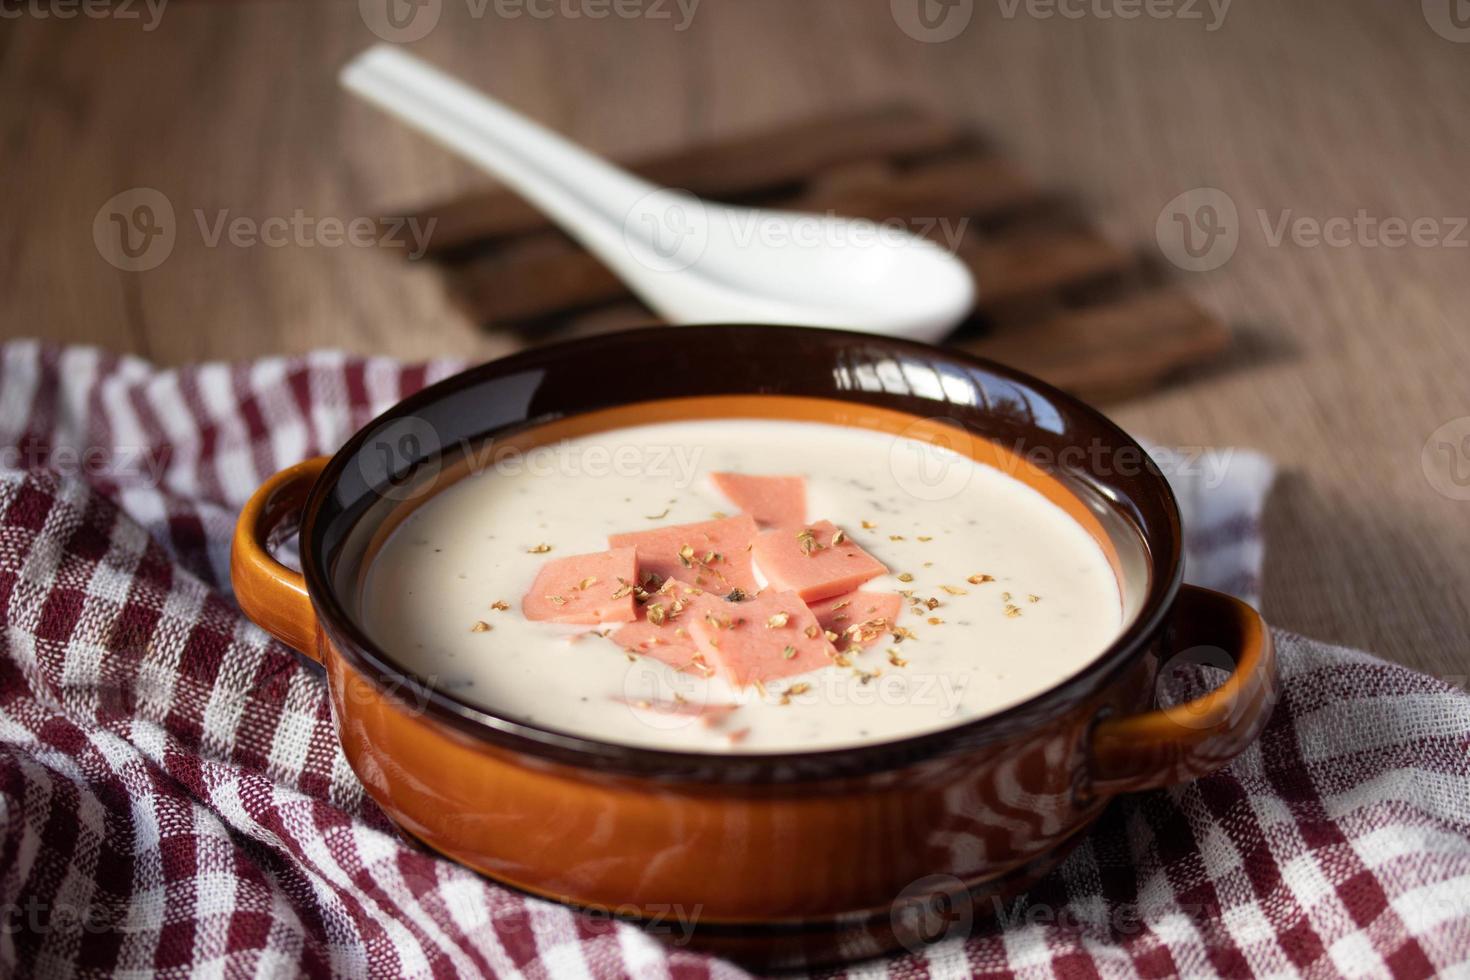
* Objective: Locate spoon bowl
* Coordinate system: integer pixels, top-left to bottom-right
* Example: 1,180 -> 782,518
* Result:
341,46 -> 976,343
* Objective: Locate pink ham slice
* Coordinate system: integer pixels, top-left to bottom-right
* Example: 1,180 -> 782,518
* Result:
751,520 -> 888,602
687,590 -> 837,687
710,473 -> 807,528
521,546 -> 639,624
613,696 -> 740,725
807,591 -> 904,647
610,618 -> 701,672
609,514 -> 759,594
610,580 -> 720,674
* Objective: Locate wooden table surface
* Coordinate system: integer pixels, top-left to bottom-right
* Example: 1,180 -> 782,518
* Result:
3,0 -> 1467,678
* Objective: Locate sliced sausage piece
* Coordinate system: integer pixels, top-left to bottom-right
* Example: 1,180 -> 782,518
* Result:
751,520 -> 887,602
522,546 -> 640,624
687,590 -> 837,687
609,515 -> 760,594
710,472 -> 807,528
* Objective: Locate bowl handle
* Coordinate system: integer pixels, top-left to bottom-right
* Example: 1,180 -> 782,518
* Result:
230,456 -> 329,662
1089,584 -> 1277,795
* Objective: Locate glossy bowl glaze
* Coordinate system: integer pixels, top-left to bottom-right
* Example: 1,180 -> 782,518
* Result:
232,325 -> 1275,970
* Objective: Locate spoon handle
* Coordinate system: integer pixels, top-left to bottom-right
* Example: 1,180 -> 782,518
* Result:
340,46 -> 976,341
341,46 -> 661,280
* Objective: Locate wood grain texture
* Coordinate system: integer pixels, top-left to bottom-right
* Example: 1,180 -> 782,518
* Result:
1,0 -> 1467,678
413,104 -> 971,252
959,291 -> 1231,403
407,108 -> 1059,324
404,105 -> 1214,403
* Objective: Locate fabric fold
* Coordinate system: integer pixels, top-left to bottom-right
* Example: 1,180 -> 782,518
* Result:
1,341 -> 1466,979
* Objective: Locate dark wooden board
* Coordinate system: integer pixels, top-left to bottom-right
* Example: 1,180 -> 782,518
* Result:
399,105 -> 1229,403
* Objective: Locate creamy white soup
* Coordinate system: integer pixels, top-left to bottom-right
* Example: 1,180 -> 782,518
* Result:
360,419 -> 1124,753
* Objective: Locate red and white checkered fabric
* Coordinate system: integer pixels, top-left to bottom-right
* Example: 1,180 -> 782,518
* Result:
1,340 -> 1467,979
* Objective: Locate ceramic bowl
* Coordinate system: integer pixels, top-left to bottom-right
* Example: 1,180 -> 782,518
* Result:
232,325 -> 1275,969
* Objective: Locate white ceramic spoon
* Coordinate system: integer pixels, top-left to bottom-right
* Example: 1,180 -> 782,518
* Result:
340,45 -> 976,343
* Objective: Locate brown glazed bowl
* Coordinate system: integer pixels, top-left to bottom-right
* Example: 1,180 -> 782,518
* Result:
232,325 -> 1275,970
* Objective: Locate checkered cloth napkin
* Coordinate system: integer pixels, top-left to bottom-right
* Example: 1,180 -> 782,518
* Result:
2,339 -> 1468,979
